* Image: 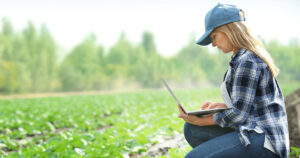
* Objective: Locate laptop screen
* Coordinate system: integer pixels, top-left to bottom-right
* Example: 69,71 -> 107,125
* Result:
162,79 -> 187,114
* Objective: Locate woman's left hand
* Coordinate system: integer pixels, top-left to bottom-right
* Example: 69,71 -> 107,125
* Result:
177,105 -> 215,126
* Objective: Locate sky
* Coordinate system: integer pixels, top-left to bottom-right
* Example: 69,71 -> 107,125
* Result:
0,0 -> 300,57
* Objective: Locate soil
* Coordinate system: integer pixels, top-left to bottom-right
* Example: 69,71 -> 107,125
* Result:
129,133 -> 186,158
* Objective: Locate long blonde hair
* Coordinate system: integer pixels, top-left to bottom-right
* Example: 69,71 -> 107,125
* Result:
215,21 -> 279,77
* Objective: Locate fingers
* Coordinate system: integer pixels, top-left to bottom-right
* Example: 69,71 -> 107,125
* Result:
177,104 -> 185,114
202,102 -> 224,110
207,103 -> 217,109
178,112 -> 189,121
178,104 -> 188,119
178,113 -> 187,119
207,103 -> 228,109
202,101 -> 212,107
201,101 -> 212,110
216,103 -> 227,108
179,114 -> 202,126
178,113 -> 188,121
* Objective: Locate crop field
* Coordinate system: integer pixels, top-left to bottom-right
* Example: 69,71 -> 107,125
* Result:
0,85 -> 298,158
0,88 -> 225,157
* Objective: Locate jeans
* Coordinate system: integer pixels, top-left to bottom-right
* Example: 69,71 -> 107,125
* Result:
183,123 -> 279,158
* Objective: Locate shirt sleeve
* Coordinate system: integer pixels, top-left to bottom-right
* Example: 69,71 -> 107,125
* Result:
214,61 -> 260,128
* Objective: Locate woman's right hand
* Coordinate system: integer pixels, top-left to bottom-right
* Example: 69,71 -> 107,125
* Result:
201,101 -> 228,110
201,101 -> 212,110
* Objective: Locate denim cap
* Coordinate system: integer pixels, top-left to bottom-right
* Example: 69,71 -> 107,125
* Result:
196,3 -> 245,46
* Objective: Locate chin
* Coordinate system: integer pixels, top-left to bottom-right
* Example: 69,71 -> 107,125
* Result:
222,50 -> 231,53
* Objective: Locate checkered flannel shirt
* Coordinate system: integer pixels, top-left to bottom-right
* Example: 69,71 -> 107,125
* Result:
213,49 -> 290,158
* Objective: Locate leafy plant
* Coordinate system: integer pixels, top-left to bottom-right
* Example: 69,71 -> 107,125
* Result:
290,146 -> 300,158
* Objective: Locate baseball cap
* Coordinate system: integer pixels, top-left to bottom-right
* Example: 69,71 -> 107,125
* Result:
196,3 -> 245,46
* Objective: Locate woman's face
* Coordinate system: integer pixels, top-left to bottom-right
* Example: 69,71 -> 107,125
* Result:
210,30 -> 234,54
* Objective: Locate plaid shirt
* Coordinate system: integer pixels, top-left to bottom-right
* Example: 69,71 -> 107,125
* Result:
213,49 -> 289,158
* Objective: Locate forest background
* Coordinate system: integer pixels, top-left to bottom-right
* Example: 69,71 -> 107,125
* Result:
0,17 -> 299,94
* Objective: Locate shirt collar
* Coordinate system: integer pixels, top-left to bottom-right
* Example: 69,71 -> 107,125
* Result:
229,48 -> 247,67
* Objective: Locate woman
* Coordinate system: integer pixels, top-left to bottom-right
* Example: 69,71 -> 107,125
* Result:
178,3 -> 289,158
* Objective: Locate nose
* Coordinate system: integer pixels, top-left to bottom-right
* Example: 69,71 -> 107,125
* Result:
212,41 -> 216,47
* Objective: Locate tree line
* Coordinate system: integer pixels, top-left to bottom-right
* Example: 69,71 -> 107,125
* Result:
0,18 -> 299,94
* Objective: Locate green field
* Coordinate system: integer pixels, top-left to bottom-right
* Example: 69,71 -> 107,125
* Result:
0,88 -> 224,157
0,85 -> 299,157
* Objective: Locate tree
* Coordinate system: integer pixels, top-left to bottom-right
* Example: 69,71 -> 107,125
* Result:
141,31 -> 156,54
20,22 -> 57,92
1,18 -> 13,36
0,18 -> 18,93
59,34 -> 104,91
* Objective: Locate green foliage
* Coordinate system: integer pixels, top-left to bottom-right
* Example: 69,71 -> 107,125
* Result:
0,19 -> 57,93
0,61 -> 18,93
142,31 -> 157,54
0,85 -> 297,157
167,146 -> 191,158
0,17 -> 299,94
290,146 -> 300,158
0,88 -> 222,157
172,42 -> 231,85
1,18 -> 13,36
266,40 -> 300,82
59,34 -> 103,91
280,81 -> 300,96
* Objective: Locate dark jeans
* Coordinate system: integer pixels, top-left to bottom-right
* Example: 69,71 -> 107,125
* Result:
183,122 -> 280,158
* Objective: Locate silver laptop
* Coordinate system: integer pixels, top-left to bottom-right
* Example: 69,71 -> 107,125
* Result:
162,79 -> 230,116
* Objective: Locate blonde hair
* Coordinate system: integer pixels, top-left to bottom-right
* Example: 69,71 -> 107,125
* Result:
215,21 -> 279,77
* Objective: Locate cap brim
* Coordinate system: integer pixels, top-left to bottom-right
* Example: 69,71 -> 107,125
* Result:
196,29 -> 213,46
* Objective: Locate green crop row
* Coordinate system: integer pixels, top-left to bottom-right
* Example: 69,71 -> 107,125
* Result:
0,88 -> 222,157
1,85 -> 298,157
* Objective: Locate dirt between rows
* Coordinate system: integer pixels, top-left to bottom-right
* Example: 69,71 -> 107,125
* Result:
129,133 -> 186,158
143,134 -> 186,157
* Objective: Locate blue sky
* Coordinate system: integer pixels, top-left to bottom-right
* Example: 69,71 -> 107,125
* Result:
0,0 -> 299,56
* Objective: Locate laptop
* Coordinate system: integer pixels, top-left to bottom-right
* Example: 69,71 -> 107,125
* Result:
162,79 -> 231,117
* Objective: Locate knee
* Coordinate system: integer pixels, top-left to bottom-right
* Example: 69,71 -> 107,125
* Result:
183,122 -> 197,147
183,122 -> 192,138
183,123 -> 217,148
184,122 -> 202,137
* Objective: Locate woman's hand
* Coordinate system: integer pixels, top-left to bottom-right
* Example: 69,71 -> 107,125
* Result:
201,101 -> 212,110
201,102 -> 227,110
177,105 -> 215,126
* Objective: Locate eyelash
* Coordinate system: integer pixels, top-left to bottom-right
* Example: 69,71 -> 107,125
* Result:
211,35 -> 216,41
